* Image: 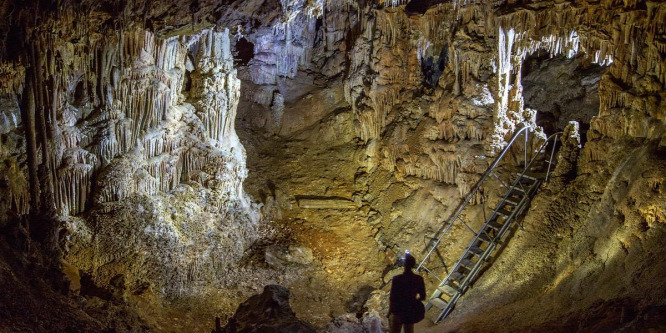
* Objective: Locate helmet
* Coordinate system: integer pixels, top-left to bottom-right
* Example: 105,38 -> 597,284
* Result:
404,253 -> 416,270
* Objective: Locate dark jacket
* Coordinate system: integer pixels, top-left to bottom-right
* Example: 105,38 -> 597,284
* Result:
388,271 -> 426,324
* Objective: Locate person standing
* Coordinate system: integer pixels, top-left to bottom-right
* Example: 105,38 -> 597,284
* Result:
388,253 -> 426,333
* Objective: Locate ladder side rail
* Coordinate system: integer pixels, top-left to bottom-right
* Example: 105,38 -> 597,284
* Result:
438,155 -> 547,303
435,294 -> 460,323
438,214 -> 496,289
440,200 -> 507,290
435,232 -> 501,323
434,131 -> 561,288
458,241 -> 497,294
432,132 -> 563,323
418,126 -> 534,271
437,199 -> 523,322
545,133 -> 560,182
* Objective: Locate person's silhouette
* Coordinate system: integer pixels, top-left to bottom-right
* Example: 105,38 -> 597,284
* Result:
388,253 -> 426,333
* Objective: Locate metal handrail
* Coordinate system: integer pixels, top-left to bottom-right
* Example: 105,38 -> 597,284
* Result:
417,128 -> 563,323
416,126 -> 533,271
417,126 -> 561,273
436,131 -> 562,290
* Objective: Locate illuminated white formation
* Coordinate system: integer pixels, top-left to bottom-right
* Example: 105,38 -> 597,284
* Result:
249,0 -> 322,84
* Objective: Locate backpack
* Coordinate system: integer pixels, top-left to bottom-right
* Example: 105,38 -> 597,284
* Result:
403,298 -> 425,324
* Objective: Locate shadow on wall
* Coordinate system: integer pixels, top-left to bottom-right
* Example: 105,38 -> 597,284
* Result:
405,0 -> 447,14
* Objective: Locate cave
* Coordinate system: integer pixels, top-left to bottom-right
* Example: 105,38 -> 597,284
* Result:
420,45 -> 448,89
234,37 -> 255,67
522,53 -> 608,143
1,1 -> 666,333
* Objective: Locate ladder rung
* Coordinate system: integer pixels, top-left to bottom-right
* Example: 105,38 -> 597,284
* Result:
497,208 -> 513,217
468,246 -> 484,256
487,220 -> 503,230
429,298 -> 448,310
521,171 -> 545,180
438,284 -> 459,297
503,199 -> 517,207
478,233 -> 493,242
459,258 -> 476,269
517,176 -> 536,185
509,187 -> 526,195
450,271 -> 465,283
521,177 -> 536,184
505,197 -> 521,206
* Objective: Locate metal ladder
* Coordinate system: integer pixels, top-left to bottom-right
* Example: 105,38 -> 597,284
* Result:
417,126 -> 562,323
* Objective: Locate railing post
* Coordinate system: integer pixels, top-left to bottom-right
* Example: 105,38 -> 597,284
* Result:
524,128 -> 528,170
545,134 -> 558,182
418,127 -> 563,323
418,126 -> 553,280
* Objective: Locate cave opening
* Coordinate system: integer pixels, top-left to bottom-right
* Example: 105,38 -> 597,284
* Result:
521,53 -> 608,143
405,0 -> 430,14
421,45 -> 448,88
72,80 -> 86,108
234,37 -> 255,67
405,0 -> 445,14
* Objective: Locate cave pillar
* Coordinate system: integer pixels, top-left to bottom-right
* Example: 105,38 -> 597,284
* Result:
17,39 -> 59,244
551,121 -> 581,186
30,40 -> 57,218
18,66 -> 41,216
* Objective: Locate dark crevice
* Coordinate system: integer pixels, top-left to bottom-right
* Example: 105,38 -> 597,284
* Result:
421,45 -> 448,88
72,81 -> 86,108
234,37 -> 254,67
405,0 -> 447,14
405,0 -> 430,14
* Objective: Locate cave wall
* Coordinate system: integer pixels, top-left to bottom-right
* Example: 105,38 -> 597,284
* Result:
236,0 -> 666,328
0,3 -> 267,322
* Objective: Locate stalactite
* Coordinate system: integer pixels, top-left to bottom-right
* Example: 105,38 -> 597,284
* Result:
432,153 -> 462,184
7,19 -> 238,216
581,139 -> 611,162
6,157 -> 30,215
456,173 -> 486,204
56,163 -> 93,216
425,121 -> 460,142
395,151 -> 461,184
377,10 -> 411,48
0,65 -> 25,96
191,29 -> 241,145
249,0 -> 323,84
18,68 -> 41,215
495,25 -> 516,141
0,109 -> 21,134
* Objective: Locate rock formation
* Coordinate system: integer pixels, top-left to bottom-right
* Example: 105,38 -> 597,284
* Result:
212,284 -> 316,333
0,0 -> 664,331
